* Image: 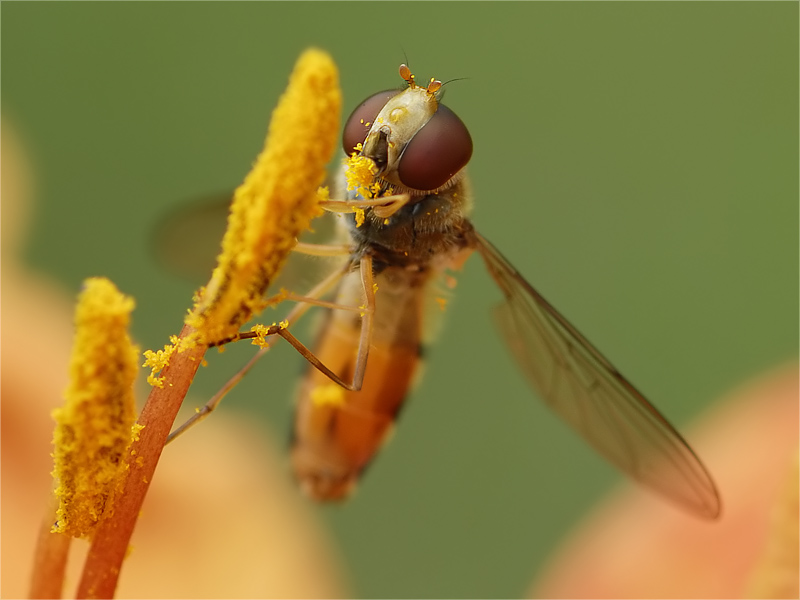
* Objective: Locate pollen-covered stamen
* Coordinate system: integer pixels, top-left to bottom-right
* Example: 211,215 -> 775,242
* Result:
186,49 -> 341,345
51,277 -> 140,539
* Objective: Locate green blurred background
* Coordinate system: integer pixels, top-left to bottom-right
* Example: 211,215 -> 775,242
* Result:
3,2 -> 797,597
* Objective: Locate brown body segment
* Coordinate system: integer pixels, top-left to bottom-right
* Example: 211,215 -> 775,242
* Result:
290,265 -> 427,500
290,156 -> 475,501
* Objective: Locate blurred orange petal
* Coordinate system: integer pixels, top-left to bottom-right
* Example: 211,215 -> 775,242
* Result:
531,364 -> 799,599
1,118 -> 348,599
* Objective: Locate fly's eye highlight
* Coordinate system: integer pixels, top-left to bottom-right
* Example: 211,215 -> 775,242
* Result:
343,90 -> 398,155
398,104 -> 473,191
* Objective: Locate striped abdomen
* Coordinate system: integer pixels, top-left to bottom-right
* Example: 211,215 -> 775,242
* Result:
290,263 -> 429,501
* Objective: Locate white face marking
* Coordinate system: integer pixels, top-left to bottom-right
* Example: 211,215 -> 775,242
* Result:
362,86 -> 438,184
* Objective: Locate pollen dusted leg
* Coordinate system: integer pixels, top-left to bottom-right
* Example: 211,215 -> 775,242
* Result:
166,253 -> 377,444
319,193 -> 411,217
290,259 -> 426,501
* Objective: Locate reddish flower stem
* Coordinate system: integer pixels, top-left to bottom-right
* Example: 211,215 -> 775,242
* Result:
75,324 -> 206,599
29,498 -> 72,599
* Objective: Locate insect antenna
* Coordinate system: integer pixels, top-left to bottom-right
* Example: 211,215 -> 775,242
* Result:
400,47 -> 410,72
435,77 -> 469,102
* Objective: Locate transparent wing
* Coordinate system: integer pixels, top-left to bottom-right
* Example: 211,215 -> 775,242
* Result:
152,193 -> 231,281
472,231 -> 721,519
153,192 -> 349,293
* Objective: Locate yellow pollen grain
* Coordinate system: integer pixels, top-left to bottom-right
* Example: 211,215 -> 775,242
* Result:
353,207 -> 366,227
141,333 -> 198,388
311,383 -> 346,407
187,49 -> 341,344
249,323 -> 272,348
142,344 -> 174,388
345,154 -> 378,199
316,186 -> 330,203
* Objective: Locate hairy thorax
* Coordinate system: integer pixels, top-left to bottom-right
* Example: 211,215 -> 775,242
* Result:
343,175 -> 475,274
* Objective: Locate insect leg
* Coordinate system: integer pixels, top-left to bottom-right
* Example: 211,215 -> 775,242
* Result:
167,254 -> 376,443
292,241 -> 353,257
167,263 -> 347,443
319,193 -> 411,216
261,253 -> 375,391
280,293 -> 363,314
204,292 -> 364,349
350,253 -> 375,390
275,253 -> 375,393
372,195 -> 409,218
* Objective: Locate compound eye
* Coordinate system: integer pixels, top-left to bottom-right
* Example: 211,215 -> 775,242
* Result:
397,105 -> 473,191
342,90 -> 398,155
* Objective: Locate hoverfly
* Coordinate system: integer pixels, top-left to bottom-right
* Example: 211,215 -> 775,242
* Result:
164,64 -> 721,519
